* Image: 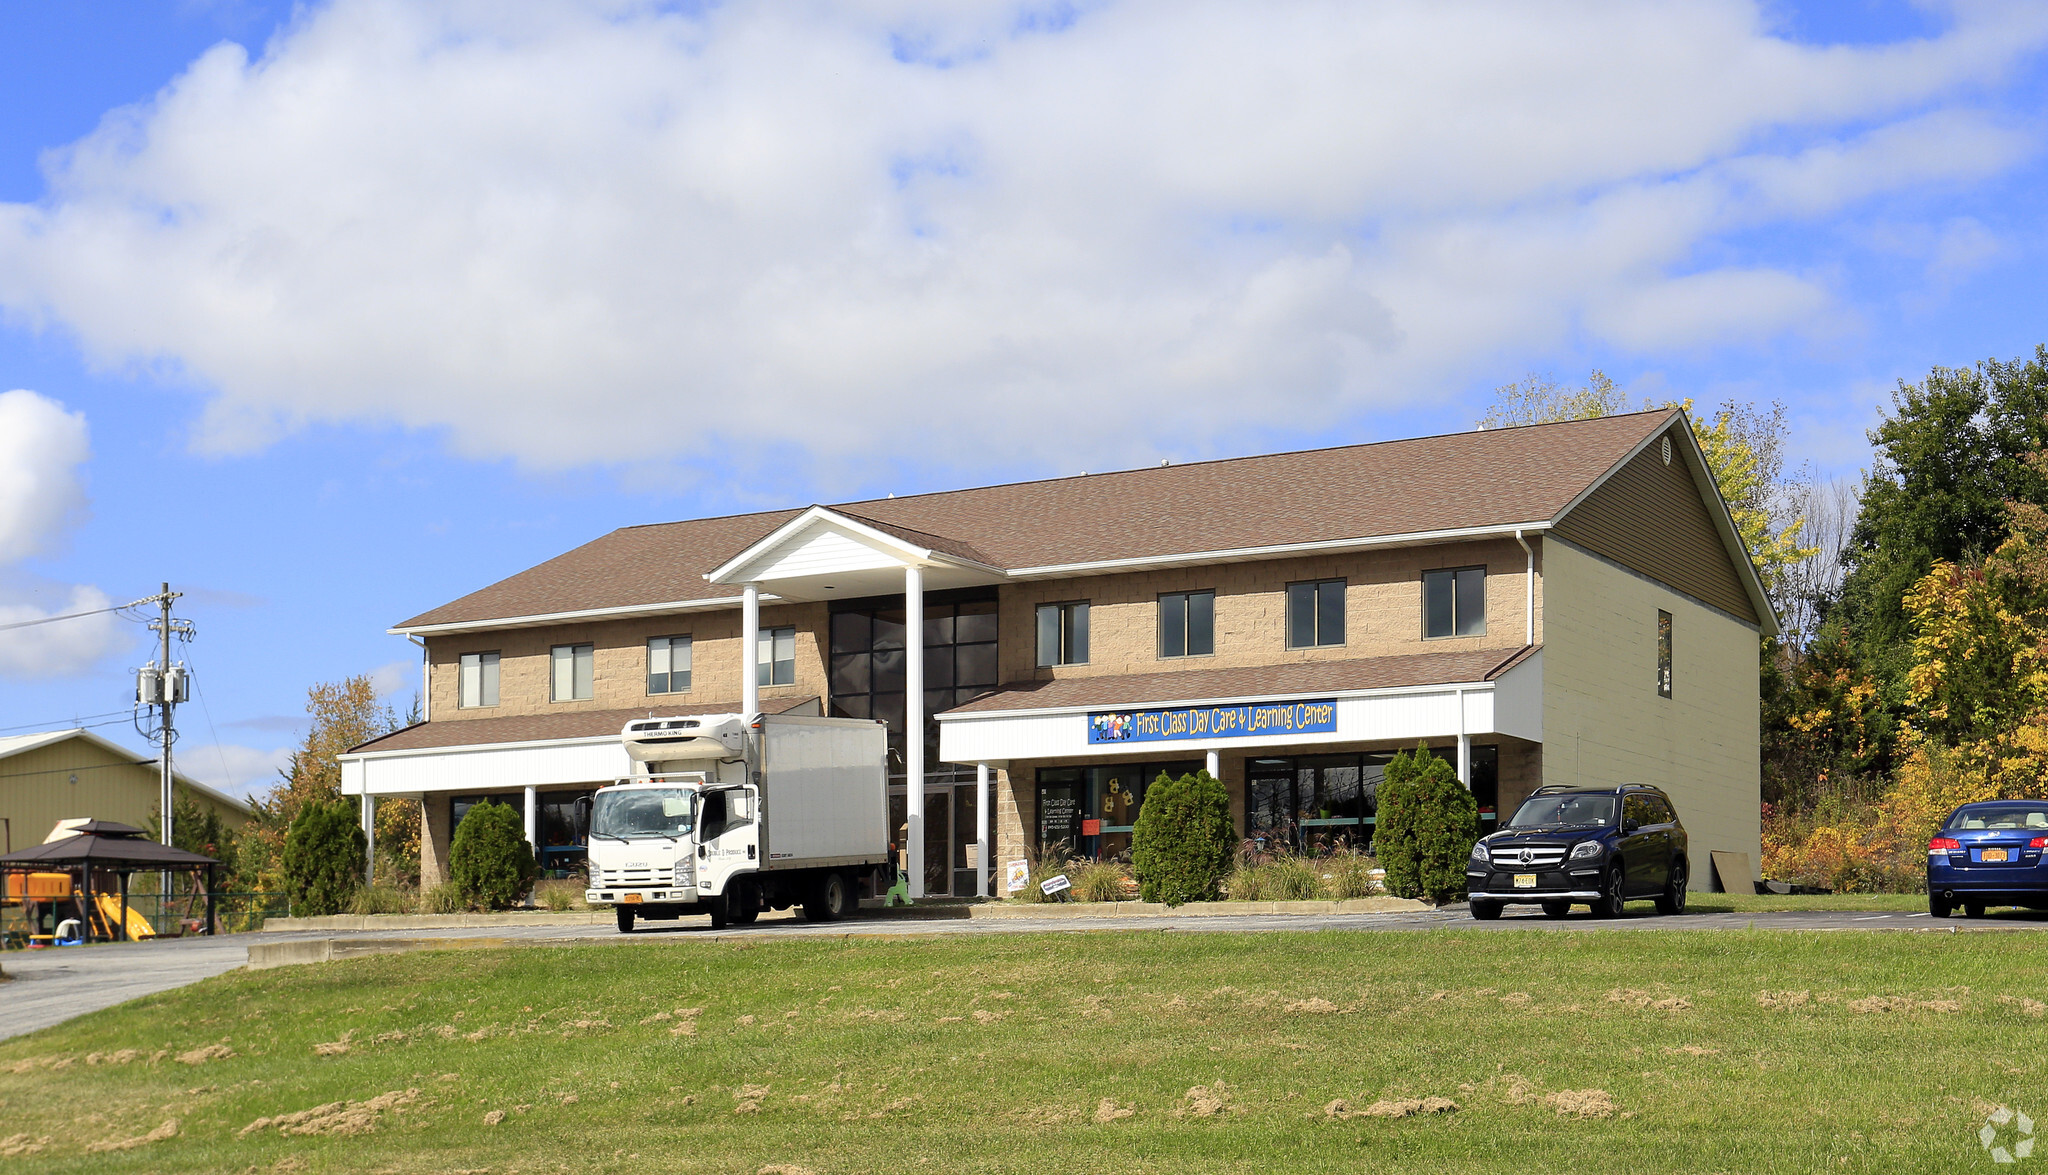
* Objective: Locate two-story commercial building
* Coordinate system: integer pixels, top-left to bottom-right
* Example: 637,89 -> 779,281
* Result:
341,408 -> 1772,897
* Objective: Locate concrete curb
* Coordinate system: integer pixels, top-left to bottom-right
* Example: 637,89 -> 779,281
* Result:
263,912 -> 613,932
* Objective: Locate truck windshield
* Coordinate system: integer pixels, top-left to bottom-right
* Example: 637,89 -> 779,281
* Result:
1508,794 -> 1616,829
591,788 -> 695,839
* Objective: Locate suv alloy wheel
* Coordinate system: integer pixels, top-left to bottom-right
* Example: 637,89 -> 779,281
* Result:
1469,897 -> 1504,920
1595,864 -> 1628,918
1655,857 -> 1688,915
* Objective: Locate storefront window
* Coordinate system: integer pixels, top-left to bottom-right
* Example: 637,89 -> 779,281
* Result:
1034,761 -> 1198,862
1245,746 -> 1500,851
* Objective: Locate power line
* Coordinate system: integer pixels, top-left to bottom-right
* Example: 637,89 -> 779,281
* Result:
0,595 -> 157,633
0,708 -> 136,735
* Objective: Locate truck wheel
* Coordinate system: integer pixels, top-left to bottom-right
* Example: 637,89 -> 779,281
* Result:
730,879 -> 760,925
615,906 -> 636,934
804,872 -> 852,922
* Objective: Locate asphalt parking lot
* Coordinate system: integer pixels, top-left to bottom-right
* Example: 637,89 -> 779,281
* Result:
5,903 -> 2043,1041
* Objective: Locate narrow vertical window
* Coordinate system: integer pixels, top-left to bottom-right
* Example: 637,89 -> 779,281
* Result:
1423,567 -> 1487,638
1657,610 -> 1673,699
1035,602 -> 1090,666
1286,579 -> 1345,648
551,643 -> 593,701
1158,590 -> 1215,658
756,625 -> 796,686
459,651 -> 499,708
647,635 -> 692,694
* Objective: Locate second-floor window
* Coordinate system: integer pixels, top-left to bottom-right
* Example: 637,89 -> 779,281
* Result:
458,651 -> 499,708
648,635 -> 692,694
1423,567 -> 1486,638
757,625 -> 796,687
551,643 -> 594,701
1036,602 -> 1089,666
1286,579 -> 1345,648
1159,590 -> 1215,658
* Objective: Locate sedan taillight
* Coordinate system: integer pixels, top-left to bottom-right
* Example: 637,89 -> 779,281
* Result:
2030,837 -> 2048,850
1929,836 -> 1962,851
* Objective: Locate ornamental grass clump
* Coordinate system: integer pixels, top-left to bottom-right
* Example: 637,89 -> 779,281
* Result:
1070,860 -> 1133,903
1131,770 -> 1234,905
448,800 -> 539,911
1374,744 -> 1479,903
279,799 -> 366,917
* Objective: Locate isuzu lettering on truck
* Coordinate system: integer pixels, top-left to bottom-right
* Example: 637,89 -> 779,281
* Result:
584,713 -> 890,933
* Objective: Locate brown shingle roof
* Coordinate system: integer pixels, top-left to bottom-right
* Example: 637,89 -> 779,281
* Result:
348,696 -> 817,754
399,411 -> 1674,629
943,646 -> 1537,715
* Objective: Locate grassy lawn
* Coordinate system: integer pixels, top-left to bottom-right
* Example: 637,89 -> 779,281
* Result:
3,930 -> 2044,1173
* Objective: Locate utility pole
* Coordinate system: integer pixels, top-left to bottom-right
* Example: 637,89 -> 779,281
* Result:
137,584 -> 192,912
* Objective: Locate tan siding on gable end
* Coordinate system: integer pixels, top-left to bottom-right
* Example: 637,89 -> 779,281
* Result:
1551,426 -> 1758,626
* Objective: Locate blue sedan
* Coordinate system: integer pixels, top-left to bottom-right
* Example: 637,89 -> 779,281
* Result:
1928,800 -> 2048,917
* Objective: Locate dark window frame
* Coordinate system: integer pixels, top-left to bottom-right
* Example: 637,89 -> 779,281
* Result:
1657,610 -> 1673,699
1036,600 -> 1091,667
1285,578 -> 1346,649
757,625 -> 797,687
646,633 -> 693,695
1157,589 -> 1216,659
1422,566 -> 1488,639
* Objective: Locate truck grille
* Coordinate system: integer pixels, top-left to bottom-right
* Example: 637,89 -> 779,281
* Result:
596,867 -> 659,887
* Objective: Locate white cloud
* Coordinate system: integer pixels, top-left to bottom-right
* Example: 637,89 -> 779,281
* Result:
180,740 -> 295,802
0,390 -> 126,677
0,0 -> 2042,478
368,658 -> 416,702
0,390 -> 89,563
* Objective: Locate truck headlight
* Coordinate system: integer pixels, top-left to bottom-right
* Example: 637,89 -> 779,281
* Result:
673,862 -> 690,884
1469,842 -> 1489,864
1569,840 -> 1604,861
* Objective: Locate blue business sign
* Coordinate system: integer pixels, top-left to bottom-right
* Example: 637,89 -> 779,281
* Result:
1087,699 -> 1339,744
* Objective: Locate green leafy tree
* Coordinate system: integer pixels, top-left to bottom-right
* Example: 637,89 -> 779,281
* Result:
169,794 -> 238,879
280,800 -> 366,916
449,800 -> 538,911
1837,347 -> 2048,668
1131,770 -> 1234,906
237,675 -> 405,891
1374,745 -> 1478,903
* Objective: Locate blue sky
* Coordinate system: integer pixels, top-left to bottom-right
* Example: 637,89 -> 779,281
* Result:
0,0 -> 2044,798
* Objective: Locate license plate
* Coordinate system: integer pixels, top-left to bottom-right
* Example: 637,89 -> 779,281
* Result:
622,893 -> 644,903
1513,874 -> 1538,889
1983,848 -> 2010,863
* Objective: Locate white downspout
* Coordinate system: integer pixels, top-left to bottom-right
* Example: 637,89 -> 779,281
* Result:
408,634 -> 429,723
1514,528 -> 1535,646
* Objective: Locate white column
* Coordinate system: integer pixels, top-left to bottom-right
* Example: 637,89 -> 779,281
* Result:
904,565 -> 925,899
362,793 -> 375,885
1455,688 -> 1472,787
524,785 -> 538,851
1204,749 -> 1220,778
741,582 -> 761,719
976,762 -> 990,898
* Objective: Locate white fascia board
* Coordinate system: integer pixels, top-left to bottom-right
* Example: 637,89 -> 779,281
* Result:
339,732 -> 619,764
935,678 -> 1497,723
389,594 -> 763,637
1002,522 -> 1553,580
706,505 -> 1003,585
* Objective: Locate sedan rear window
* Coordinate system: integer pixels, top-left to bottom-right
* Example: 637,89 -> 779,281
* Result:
1947,804 -> 2048,831
1508,794 -> 1617,828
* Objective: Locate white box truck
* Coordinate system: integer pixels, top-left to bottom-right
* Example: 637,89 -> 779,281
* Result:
583,712 -> 889,933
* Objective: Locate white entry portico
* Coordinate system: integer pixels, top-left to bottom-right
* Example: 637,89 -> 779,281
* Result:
705,505 -> 1006,898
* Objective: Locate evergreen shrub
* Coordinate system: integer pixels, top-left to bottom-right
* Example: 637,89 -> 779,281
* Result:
449,800 -> 538,910
279,799 -> 366,916
1374,744 -> 1479,903
1131,770 -> 1234,906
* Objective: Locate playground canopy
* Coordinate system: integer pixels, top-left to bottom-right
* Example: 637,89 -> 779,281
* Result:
0,820 -> 221,940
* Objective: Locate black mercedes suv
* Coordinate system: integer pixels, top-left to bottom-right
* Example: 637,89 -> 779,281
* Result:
1466,783 -> 1691,920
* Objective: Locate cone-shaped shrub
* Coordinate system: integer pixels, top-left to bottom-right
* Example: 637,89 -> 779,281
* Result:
280,799 -> 367,916
1132,770 -> 1234,906
449,799 -> 539,911
1374,744 -> 1479,903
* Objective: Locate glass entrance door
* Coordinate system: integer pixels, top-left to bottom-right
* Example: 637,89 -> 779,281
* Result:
890,786 -> 962,896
